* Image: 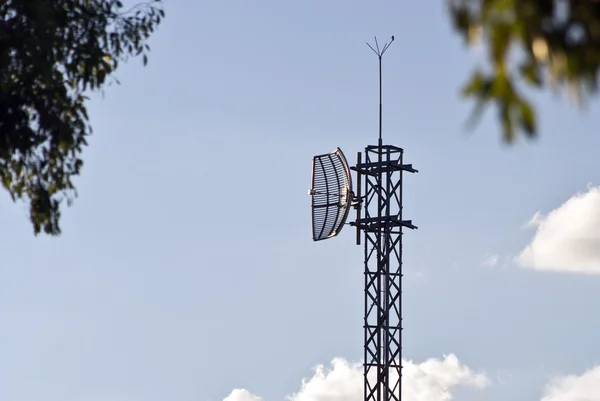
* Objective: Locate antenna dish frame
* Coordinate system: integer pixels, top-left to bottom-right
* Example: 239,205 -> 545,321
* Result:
309,147 -> 358,241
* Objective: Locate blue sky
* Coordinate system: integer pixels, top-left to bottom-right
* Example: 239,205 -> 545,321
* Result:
2,1 -> 600,401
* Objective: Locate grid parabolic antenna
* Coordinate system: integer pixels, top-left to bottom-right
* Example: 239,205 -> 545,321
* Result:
309,147 -> 354,241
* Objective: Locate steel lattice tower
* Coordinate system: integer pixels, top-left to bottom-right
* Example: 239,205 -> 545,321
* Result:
351,37 -> 418,401
351,144 -> 416,401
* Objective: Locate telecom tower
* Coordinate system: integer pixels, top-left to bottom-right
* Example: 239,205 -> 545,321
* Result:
309,37 -> 417,401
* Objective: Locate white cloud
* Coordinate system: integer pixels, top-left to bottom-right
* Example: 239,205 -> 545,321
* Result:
401,355 -> 489,401
541,365 -> 600,401
286,358 -> 362,401
481,254 -> 499,268
517,186 -> 600,275
223,355 -> 489,401
522,211 -> 544,229
223,389 -> 263,401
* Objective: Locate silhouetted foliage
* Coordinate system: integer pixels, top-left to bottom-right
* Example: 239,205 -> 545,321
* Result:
0,0 -> 164,235
449,0 -> 600,142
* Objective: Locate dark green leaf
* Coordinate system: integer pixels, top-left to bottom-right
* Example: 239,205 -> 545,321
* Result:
518,97 -> 536,136
520,60 -> 543,87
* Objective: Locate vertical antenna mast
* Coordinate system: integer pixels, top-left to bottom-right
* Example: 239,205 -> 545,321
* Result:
366,36 -> 394,147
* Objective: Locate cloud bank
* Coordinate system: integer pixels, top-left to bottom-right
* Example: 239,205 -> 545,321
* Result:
223,357 -> 600,401
541,365 -> 600,401
224,361 -> 600,401
517,185 -> 600,275
223,354 -> 489,401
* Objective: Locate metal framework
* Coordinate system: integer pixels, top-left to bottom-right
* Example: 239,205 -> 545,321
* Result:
310,148 -> 355,241
351,145 -> 417,401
